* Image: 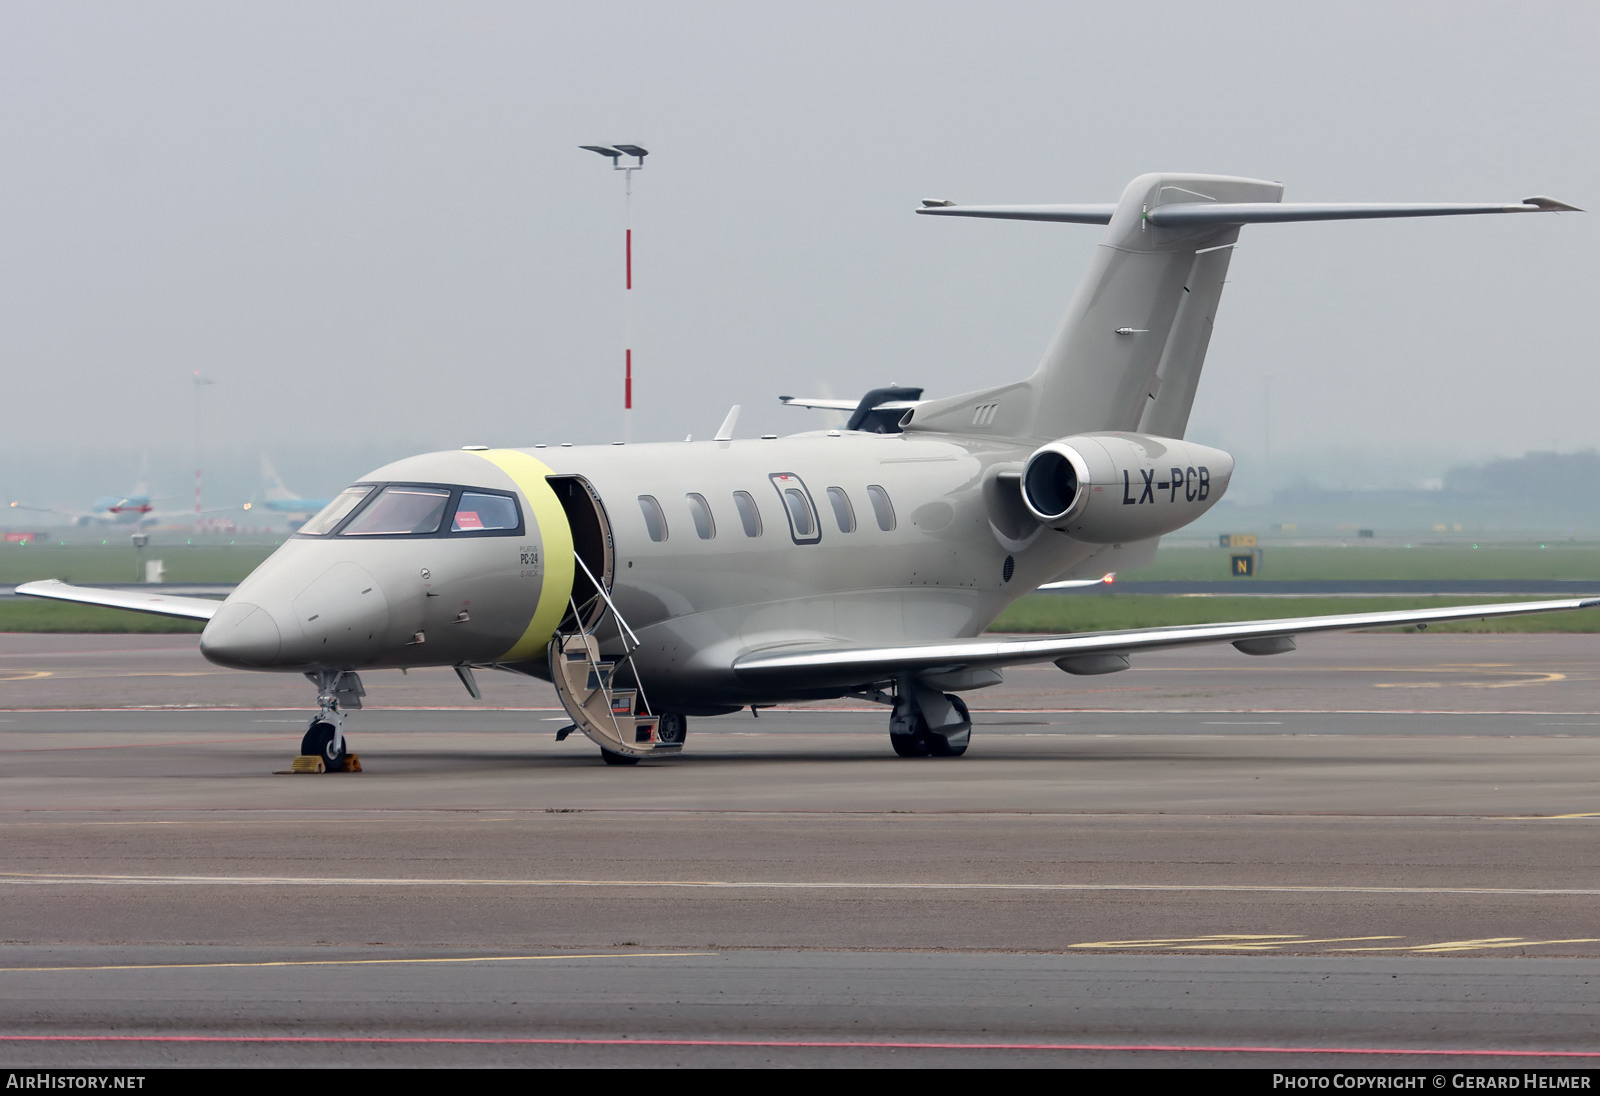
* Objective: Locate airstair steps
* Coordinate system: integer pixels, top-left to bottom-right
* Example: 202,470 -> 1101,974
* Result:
548,604 -> 678,759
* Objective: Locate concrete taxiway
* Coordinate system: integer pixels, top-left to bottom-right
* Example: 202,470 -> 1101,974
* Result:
2,632 -> 1599,1066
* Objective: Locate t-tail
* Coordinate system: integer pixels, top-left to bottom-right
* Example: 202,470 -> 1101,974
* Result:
902,172 -> 1578,444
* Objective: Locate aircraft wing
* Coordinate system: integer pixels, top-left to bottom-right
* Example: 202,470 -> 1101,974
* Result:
733,596 -> 1600,691
16,580 -> 221,621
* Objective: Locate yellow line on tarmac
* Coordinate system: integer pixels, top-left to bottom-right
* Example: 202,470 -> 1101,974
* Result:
1069,935 -> 1400,951
1490,812 -> 1600,820
0,952 -> 712,974
1341,938 -> 1600,953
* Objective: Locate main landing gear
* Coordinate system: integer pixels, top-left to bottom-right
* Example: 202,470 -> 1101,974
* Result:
888,681 -> 972,758
298,670 -> 365,773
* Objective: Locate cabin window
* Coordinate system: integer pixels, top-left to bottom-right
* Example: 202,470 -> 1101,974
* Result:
733,491 -> 762,537
451,492 -> 521,533
826,487 -> 856,533
298,486 -> 373,536
866,484 -> 896,531
783,490 -> 814,536
687,493 -> 715,540
341,486 -> 451,536
637,495 -> 668,542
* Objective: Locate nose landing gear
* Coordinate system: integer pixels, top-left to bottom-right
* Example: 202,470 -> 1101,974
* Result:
292,670 -> 365,773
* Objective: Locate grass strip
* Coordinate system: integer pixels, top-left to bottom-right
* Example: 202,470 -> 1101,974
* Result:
0,601 -> 206,634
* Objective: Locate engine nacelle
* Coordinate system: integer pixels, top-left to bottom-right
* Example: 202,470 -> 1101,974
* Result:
1021,432 -> 1234,544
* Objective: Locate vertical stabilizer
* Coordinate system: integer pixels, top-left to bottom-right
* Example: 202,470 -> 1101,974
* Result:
904,174 -> 1572,444
1028,174 -> 1281,441
259,455 -> 296,502
905,173 -> 1281,442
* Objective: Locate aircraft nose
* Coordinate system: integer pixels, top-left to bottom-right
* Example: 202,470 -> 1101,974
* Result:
201,601 -> 283,669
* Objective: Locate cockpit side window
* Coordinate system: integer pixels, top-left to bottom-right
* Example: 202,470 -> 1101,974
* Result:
298,486 -> 374,536
451,492 -> 521,533
341,486 -> 452,536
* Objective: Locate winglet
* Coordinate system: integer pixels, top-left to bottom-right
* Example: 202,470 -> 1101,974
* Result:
1522,195 -> 1583,212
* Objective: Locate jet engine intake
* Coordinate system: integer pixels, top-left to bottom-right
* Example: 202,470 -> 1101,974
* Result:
1021,432 -> 1233,543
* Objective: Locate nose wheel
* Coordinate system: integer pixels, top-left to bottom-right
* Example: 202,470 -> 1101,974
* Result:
301,716 -> 349,772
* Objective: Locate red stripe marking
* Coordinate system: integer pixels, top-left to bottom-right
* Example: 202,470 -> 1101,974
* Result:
625,349 -> 632,409
0,1035 -> 1595,1056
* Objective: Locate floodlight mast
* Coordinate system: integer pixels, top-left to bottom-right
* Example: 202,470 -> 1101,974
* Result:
581,144 -> 648,442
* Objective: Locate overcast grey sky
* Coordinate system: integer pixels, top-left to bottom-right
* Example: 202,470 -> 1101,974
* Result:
2,0 -> 1595,507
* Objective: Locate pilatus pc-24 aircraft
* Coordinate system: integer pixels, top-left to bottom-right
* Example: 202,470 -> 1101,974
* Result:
21,172 -> 1593,767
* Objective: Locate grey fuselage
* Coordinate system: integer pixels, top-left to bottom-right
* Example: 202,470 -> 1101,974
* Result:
198,429 -> 1183,711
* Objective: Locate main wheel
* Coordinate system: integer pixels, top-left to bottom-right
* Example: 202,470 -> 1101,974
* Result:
301,720 -> 348,772
925,695 -> 971,758
599,748 -> 640,766
890,733 -> 930,758
656,712 -> 688,746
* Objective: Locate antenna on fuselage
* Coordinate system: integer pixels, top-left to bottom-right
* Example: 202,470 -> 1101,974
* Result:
714,405 -> 741,442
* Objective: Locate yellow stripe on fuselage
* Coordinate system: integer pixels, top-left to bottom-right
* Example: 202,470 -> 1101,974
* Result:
473,449 -> 575,662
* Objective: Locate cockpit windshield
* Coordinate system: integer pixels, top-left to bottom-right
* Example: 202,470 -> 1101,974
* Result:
293,483 -> 524,538
297,487 -> 374,536
341,487 -> 452,536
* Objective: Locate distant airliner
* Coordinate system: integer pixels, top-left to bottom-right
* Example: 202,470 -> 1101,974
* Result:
243,455 -> 332,531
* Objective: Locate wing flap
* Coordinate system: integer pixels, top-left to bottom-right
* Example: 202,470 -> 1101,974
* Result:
16,580 -> 222,622
733,597 -> 1600,689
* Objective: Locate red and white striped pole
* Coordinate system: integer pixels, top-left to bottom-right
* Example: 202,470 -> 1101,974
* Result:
623,165 -> 634,444
581,145 -> 648,443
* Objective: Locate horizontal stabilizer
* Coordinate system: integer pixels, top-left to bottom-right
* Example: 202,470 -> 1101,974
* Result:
779,397 -> 871,412
1145,198 -> 1581,227
17,579 -> 221,621
917,198 -> 1579,228
916,204 -> 1116,224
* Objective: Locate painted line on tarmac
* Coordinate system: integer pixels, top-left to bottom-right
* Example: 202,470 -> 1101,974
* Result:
6,736 -> 284,752
5,707 -> 1600,717
1067,934 -> 1600,953
3,872 -> 1598,898
0,647 -> 197,657
0,952 -> 711,974
0,1033 -> 1595,1059
0,706 -> 562,714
